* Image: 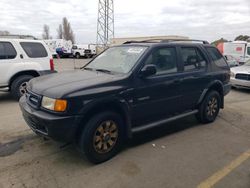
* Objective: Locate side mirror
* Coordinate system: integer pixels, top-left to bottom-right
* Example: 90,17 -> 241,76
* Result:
140,64 -> 157,77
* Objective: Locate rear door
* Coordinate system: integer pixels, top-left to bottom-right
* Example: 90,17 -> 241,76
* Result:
132,46 -> 183,126
0,41 -> 20,86
19,41 -> 51,70
177,46 -> 210,112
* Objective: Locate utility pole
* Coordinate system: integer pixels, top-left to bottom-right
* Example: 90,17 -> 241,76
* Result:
97,0 -> 114,48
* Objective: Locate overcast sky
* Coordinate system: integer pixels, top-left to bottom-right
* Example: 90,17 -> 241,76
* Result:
1,0 -> 250,43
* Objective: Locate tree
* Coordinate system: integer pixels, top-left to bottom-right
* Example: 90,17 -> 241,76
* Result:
62,17 -> 75,43
57,24 -> 63,39
211,38 -> 228,47
234,35 -> 250,41
42,24 -> 51,39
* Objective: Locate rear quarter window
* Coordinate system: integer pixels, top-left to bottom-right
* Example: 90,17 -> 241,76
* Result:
247,47 -> 250,56
20,42 -> 48,58
206,47 -> 228,68
0,42 -> 17,59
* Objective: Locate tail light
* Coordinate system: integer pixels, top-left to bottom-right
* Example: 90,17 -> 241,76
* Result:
50,58 -> 54,71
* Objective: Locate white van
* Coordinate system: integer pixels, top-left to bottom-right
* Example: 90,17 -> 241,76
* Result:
0,39 -> 55,100
72,44 -> 96,59
218,41 -> 250,64
44,39 -> 72,57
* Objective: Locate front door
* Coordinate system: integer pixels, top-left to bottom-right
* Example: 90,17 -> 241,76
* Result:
132,47 -> 183,126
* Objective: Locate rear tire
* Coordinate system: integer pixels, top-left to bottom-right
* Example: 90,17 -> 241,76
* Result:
10,75 -> 34,100
79,111 -> 124,164
196,91 -> 221,123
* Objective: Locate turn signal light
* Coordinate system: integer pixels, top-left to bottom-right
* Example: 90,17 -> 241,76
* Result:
54,99 -> 67,112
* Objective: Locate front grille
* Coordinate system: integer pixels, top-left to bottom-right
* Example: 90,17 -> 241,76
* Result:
84,49 -> 91,54
26,91 -> 41,108
235,73 -> 250,81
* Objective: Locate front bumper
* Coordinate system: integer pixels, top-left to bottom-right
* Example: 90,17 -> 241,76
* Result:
230,78 -> 250,89
19,96 -> 81,143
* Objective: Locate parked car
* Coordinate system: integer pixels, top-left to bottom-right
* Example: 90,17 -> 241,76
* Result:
0,39 -> 55,100
72,44 -> 96,59
224,55 -> 240,67
230,59 -> 250,89
19,40 -> 231,163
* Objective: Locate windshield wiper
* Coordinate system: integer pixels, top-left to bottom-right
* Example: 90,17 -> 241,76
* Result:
82,67 -> 94,71
83,67 -> 114,74
95,69 -> 113,74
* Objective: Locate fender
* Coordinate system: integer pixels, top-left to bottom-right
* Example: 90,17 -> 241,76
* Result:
197,80 -> 224,108
79,97 -> 133,138
8,70 -> 40,86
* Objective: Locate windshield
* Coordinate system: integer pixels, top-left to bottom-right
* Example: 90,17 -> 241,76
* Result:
85,46 -> 147,74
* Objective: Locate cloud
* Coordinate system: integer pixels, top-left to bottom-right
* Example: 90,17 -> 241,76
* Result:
0,0 -> 249,43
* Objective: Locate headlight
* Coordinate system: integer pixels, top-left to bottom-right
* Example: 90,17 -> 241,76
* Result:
41,96 -> 67,112
230,72 -> 235,78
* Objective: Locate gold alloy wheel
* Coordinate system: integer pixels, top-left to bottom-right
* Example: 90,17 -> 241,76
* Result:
93,120 -> 118,154
206,97 -> 218,117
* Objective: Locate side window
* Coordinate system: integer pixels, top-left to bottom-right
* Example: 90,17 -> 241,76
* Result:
180,47 -> 206,71
20,42 -> 48,58
0,42 -> 17,60
206,47 -> 228,67
144,47 -> 177,75
247,47 -> 250,56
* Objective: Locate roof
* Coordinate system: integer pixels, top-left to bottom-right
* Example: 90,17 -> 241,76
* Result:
0,38 -> 44,43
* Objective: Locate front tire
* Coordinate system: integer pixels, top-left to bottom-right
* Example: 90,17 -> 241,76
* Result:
10,75 -> 34,100
196,91 -> 221,123
79,111 -> 124,164
75,53 -> 80,59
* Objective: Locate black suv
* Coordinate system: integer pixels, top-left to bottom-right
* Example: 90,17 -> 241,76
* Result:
19,39 -> 231,163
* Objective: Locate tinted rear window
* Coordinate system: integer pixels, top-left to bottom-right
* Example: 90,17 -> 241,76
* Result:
181,47 -> 207,72
20,42 -> 48,58
206,47 -> 228,67
0,42 -> 17,59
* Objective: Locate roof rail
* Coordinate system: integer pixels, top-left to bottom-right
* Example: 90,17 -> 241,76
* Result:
123,39 -> 168,44
123,39 -> 209,44
162,39 -> 209,44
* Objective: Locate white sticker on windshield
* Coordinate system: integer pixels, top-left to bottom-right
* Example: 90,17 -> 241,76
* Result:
127,48 -> 144,54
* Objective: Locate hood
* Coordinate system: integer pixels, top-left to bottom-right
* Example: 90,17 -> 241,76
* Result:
28,70 -> 123,98
231,65 -> 250,74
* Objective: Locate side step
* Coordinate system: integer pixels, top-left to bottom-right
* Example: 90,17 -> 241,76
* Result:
131,110 -> 198,134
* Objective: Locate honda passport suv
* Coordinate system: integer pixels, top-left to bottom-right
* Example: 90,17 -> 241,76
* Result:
19,39 -> 231,163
